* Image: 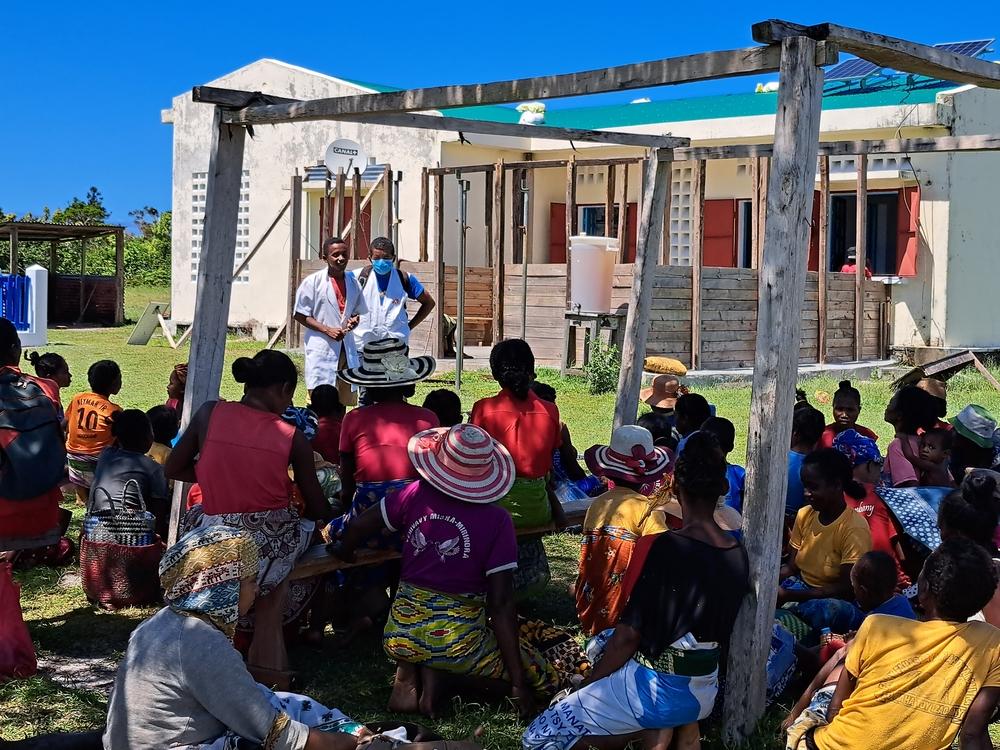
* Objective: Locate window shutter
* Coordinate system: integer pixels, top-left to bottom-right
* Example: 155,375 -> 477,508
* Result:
549,203 -> 567,263
896,186 -> 920,276
703,199 -> 737,267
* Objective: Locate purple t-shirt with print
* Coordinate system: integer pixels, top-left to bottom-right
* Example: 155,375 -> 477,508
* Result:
381,480 -> 518,595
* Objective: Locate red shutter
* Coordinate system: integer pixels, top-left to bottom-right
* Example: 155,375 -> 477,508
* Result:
703,199 -> 737,267
626,203 -> 638,262
549,203 -> 567,262
341,198 -> 374,258
896,185 -> 919,276
808,191 -> 821,271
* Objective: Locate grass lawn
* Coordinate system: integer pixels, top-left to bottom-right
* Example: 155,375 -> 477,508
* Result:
6,293 -> 1000,747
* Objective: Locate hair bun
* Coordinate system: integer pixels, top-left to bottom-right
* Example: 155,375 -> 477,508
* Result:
964,472 -> 998,508
232,357 -> 258,384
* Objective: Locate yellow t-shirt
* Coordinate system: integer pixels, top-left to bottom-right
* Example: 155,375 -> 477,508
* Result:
65,392 -> 121,455
583,486 -> 669,537
146,442 -> 172,466
815,615 -> 1000,750
790,504 -> 871,588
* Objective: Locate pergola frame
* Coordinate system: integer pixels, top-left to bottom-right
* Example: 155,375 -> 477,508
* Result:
183,21 -> 1000,738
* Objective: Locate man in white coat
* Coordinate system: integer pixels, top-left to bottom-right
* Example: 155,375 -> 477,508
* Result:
293,237 -> 367,404
351,236 -> 435,350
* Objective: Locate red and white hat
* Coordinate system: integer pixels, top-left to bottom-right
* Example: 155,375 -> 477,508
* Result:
408,424 -> 515,504
585,425 -> 673,484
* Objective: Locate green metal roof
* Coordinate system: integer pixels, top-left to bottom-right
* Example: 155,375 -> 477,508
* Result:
340,74 -> 954,129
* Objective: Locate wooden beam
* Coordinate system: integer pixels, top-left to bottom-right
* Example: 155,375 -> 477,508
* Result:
484,169 -> 493,267
818,155 -> 830,364
512,168 -> 525,265
334,169 -> 346,235
8,227 -> 17,275
854,153 -> 868,361
504,156 -> 644,171
417,168 -> 429,263
114,229 -> 125,325
604,165 -> 616,239
232,200 -> 290,282
433,173 -> 445,358
48,240 -> 57,274
678,134 -> 1000,161
169,108 -> 247,545
286,176 -> 303,350
209,44 -> 836,125
972,353 -> 1000,393
754,20 -> 1000,90
690,160 -> 706,370
565,156 -> 577,312
617,163 -> 629,262
492,160 -> 505,343
350,168 -> 362,259
723,35 -> 824,742
613,150 -> 673,430
383,164 -> 393,239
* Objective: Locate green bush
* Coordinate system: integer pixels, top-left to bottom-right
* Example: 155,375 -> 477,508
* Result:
584,336 -> 621,395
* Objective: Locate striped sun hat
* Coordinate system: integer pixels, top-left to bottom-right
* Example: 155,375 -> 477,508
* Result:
339,337 -> 436,387
585,425 -> 673,484
408,424 -> 515,504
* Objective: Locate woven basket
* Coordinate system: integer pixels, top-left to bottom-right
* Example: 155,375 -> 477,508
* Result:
79,536 -> 164,610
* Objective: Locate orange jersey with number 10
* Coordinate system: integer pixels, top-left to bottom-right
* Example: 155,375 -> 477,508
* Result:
66,392 -> 122,455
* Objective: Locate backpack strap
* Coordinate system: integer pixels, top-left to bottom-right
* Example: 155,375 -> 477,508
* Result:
358,265 -> 413,298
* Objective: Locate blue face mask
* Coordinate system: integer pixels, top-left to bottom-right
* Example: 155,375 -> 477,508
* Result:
372,258 -> 394,276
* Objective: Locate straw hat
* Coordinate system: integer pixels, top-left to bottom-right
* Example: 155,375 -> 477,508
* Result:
658,496 -> 743,532
951,404 -> 997,449
408,424 -> 515,504
338,338 -> 435,387
916,377 -> 947,401
640,375 -> 682,411
585,425 -> 673,484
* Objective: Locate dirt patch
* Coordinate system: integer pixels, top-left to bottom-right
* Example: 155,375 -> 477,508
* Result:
36,652 -> 117,695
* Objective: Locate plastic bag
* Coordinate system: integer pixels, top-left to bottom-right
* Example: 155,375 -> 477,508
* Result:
0,561 -> 37,680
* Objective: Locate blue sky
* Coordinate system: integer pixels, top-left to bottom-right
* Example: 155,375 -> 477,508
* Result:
4,1 -> 1000,230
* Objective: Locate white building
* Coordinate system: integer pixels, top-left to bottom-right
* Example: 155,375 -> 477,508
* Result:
164,57 -> 1000,358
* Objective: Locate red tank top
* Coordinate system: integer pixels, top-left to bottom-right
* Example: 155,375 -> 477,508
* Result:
195,401 -> 296,515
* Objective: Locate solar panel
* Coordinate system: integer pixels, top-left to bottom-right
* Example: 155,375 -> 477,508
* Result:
933,39 -> 994,58
825,57 -> 880,81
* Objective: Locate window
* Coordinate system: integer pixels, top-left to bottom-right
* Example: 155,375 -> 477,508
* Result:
829,192 -> 898,275
190,170 -> 251,284
576,205 -> 621,237
737,200 -> 753,269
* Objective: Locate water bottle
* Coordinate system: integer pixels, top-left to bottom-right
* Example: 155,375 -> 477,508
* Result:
819,627 -> 832,647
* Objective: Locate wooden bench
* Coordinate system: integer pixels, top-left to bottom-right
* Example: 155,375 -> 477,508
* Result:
290,508 -> 587,580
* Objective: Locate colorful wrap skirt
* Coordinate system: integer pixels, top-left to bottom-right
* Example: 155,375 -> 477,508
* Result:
67,451 -> 100,489
383,582 -> 559,697
523,630 -> 720,750
324,479 -> 412,549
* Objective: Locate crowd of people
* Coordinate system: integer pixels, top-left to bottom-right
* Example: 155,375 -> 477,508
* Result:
1,236 -> 999,750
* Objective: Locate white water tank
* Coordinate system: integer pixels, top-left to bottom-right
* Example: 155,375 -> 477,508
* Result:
569,235 -> 619,314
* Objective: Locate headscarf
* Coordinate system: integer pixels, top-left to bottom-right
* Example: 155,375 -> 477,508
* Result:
833,429 -> 883,467
159,525 -> 260,640
281,405 -> 318,441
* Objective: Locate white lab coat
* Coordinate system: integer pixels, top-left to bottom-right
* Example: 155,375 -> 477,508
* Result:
294,269 -> 367,390
352,268 -> 413,349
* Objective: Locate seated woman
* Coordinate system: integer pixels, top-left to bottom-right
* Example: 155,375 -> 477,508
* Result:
471,339 -> 564,595
334,423 -> 557,719
166,350 -> 331,689
531,381 -> 603,502
778,449 -> 873,635
523,432 -> 749,750
103,525 -> 365,750
575,425 -> 672,636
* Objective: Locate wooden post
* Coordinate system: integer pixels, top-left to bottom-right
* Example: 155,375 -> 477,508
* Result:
8,227 -> 17,275
433,173 -> 445,358
492,160 -> 505,343
351,168 -> 362,259
612,150 -> 672,430
114,228 -> 125,325
168,107 -> 247,545
512,169 -> 525,264
750,156 -> 770,268
690,160 -> 706,369
723,36 -> 824,742
286,175 -> 303,349
604,165 -> 616,238
484,169 -> 493,267
334,168 -> 346,235
79,239 -> 86,321
818,155 -> 830,363
384,164 -> 393,240
418,168 -> 429,262
854,153 -> 868,360
617,163 -> 629,261
49,240 -> 57,274
564,156 -> 577,310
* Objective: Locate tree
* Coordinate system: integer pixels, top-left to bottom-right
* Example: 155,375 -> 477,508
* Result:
51,187 -> 108,225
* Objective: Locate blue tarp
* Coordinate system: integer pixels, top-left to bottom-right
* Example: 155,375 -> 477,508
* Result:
0,274 -> 31,331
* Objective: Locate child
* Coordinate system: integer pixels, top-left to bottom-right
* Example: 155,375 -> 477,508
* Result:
636,410 -> 677,452
779,449 -> 873,634
66,360 -> 123,505
309,384 -> 346,465
882,385 -> 939,487
918,427 -> 955,487
421,388 -> 463,428
786,404 -> 826,519
674,392 -> 712,454
832,429 -> 910,590
89,410 -> 170,538
531,381 -> 602,499
818,380 -> 878,449
24,351 -> 71,424
788,540 -> 1000,750
145,405 -> 179,467
702,416 -> 745,515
